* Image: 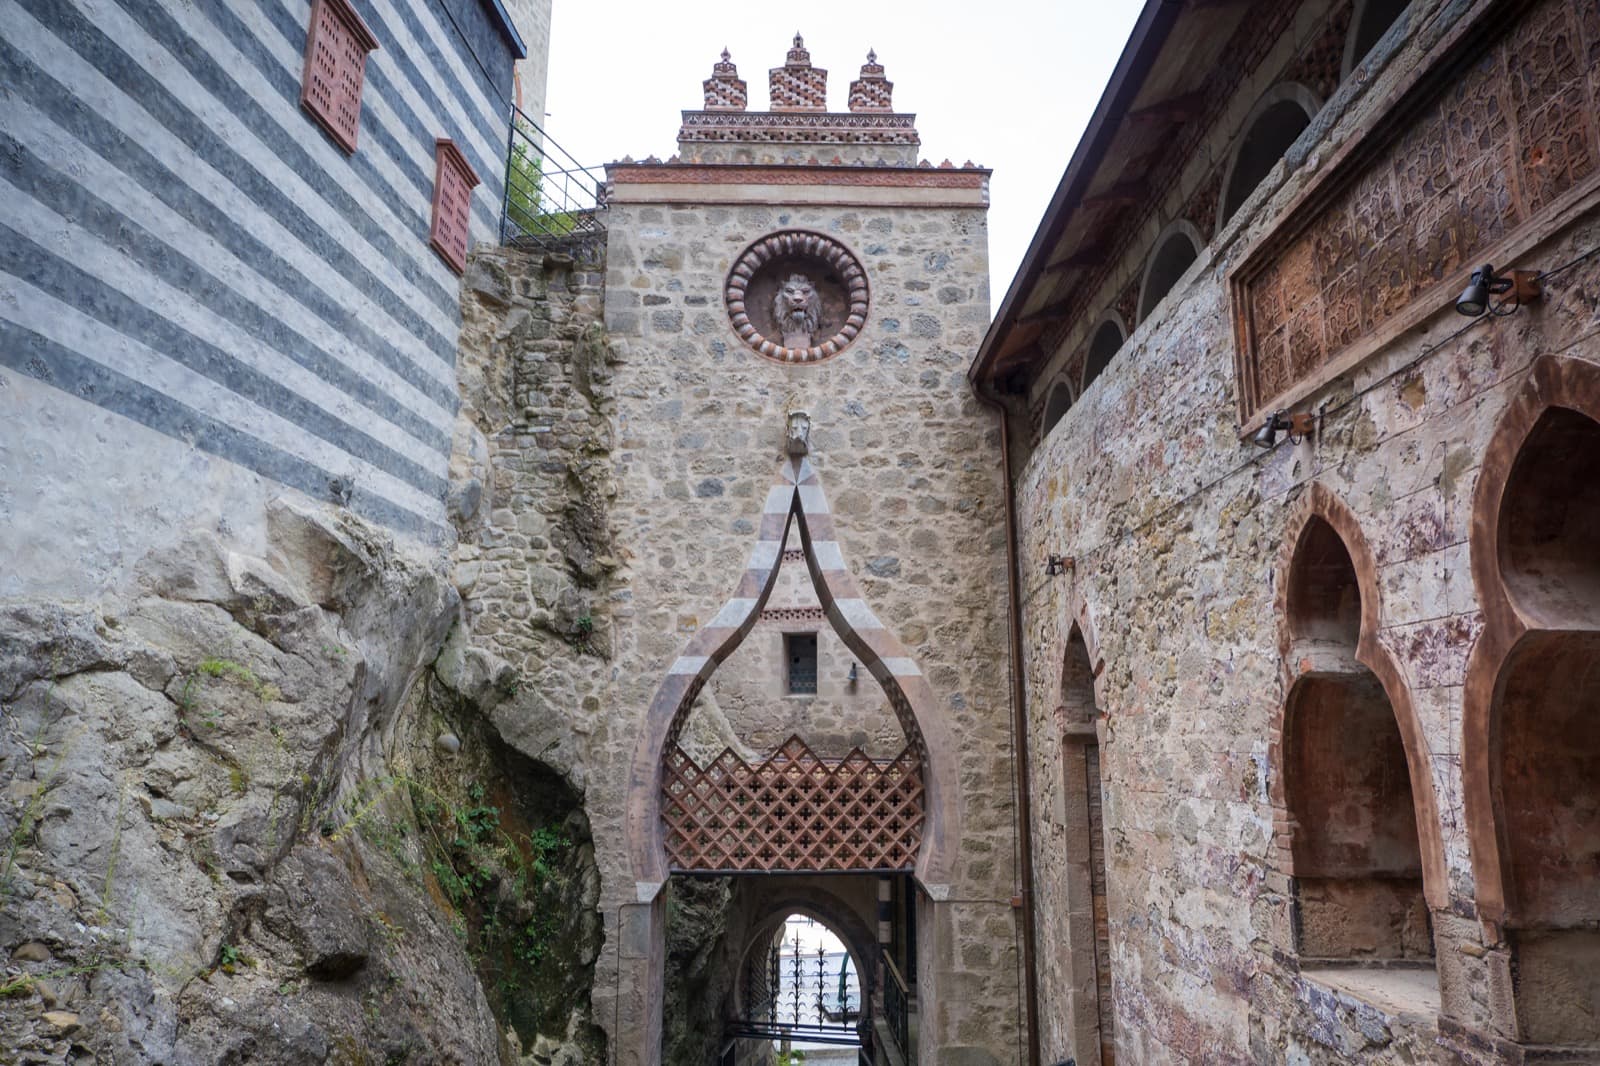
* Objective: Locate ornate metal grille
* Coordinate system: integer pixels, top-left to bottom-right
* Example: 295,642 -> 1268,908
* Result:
663,736 -> 923,872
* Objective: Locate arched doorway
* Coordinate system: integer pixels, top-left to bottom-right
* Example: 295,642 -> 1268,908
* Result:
625,447 -> 962,1064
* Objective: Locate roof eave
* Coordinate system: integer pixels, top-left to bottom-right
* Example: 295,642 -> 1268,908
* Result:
971,0 -> 1185,387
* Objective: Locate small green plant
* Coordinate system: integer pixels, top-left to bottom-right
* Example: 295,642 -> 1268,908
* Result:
177,657 -> 280,732
570,613 -> 597,653
505,123 -> 582,240
217,942 -> 250,974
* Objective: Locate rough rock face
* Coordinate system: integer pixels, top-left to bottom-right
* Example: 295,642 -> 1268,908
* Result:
661,878 -> 740,1066
0,497 -> 603,1063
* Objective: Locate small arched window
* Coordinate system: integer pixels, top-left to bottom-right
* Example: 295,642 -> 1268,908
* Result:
1082,317 -> 1126,392
1043,380 -> 1074,436
1343,0 -> 1410,77
1220,91 -> 1317,224
1137,223 -> 1202,322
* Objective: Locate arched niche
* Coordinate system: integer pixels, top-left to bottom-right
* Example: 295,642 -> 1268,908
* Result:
1496,407 -> 1600,631
1082,314 -> 1127,392
1043,380 -> 1074,437
1286,515 -> 1363,649
1136,221 -> 1204,323
1219,85 -> 1320,226
1343,0 -> 1410,77
1273,484 -> 1449,955
1463,357 -> 1600,1047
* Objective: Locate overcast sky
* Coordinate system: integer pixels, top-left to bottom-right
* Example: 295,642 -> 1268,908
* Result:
540,0 -> 1146,312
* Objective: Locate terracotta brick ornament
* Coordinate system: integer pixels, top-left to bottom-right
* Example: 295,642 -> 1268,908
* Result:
725,230 -> 869,364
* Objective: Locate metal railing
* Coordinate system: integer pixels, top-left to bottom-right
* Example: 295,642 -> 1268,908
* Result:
728,933 -> 865,1048
882,948 -> 912,1063
500,105 -> 606,258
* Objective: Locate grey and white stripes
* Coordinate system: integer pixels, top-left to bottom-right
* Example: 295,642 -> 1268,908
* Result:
0,0 -> 517,542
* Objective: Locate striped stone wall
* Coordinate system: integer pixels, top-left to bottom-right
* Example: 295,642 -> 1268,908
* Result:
0,0 -> 520,595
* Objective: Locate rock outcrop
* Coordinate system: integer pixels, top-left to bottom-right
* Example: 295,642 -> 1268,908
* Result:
0,496 -> 603,1063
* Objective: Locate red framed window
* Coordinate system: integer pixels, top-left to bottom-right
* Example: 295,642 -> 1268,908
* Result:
430,138 -> 481,274
300,0 -> 378,154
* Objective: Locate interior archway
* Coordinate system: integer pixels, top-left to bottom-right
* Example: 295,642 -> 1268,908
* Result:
1136,222 -> 1203,322
1496,407 -> 1600,631
1082,316 -> 1126,392
1043,380 -> 1074,437
1220,89 -> 1318,224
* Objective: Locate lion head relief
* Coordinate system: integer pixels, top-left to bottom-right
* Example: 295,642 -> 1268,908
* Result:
772,273 -> 823,345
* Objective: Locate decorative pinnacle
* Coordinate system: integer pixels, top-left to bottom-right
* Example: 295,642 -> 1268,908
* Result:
721,47 -> 731,62
867,48 -> 877,63
794,32 -> 803,47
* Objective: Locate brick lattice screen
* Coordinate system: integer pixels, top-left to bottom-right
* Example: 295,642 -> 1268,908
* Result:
299,0 -> 377,153
430,138 -> 481,274
663,735 -> 924,872
1231,0 -> 1600,424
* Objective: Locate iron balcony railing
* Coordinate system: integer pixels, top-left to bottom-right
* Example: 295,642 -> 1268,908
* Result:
882,947 -> 913,1063
500,105 -> 606,257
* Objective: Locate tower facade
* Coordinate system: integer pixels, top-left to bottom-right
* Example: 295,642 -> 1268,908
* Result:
589,37 -> 1020,1065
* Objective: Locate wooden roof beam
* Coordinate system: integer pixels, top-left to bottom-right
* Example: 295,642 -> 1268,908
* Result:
1017,297 -> 1075,326
1041,244 -> 1110,275
1081,179 -> 1148,208
1126,89 -> 1208,126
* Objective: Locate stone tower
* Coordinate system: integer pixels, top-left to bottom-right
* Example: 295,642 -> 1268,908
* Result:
590,36 -> 1020,1065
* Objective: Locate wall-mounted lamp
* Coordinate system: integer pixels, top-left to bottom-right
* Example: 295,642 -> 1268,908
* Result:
1251,411 -> 1315,449
1045,554 -> 1074,576
1455,264 -> 1540,317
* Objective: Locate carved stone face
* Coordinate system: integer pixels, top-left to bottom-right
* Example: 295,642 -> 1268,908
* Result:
785,410 -> 811,456
772,273 -> 822,344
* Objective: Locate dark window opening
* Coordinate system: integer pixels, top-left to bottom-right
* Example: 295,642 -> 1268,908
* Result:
1043,381 -> 1073,436
1222,99 -> 1314,223
1347,0 -> 1409,74
1138,230 -> 1200,321
1283,524 -> 1432,965
1083,319 -> 1125,390
786,632 -> 818,695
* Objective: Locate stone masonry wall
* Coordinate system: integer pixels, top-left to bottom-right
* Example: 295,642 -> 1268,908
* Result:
1012,1 -> 1600,1061
593,198 -> 1021,1063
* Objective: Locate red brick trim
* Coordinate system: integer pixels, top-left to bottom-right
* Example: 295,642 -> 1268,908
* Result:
299,0 -> 378,154
1462,354 -> 1600,931
1270,482 -> 1449,911
608,163 -> 989,188
429,138 -> 480,275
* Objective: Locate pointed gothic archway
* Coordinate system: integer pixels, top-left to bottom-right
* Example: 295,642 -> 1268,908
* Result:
626,451 -> 959,894
615,447 -> 962,1064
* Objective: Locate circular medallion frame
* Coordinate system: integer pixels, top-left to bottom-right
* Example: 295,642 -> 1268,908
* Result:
725,230 -> 870,364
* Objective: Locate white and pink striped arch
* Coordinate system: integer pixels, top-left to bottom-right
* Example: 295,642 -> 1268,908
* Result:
625,453 -> 961,897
